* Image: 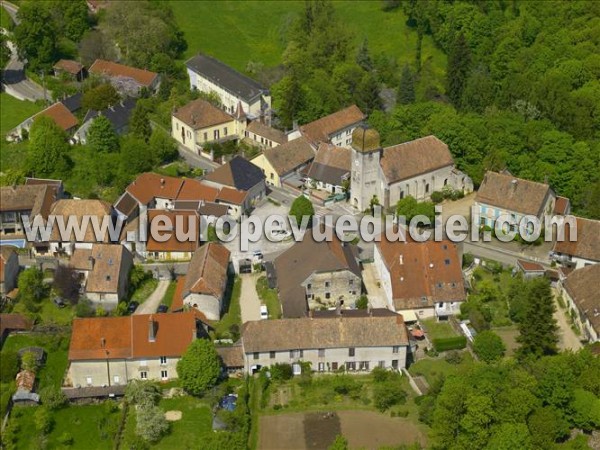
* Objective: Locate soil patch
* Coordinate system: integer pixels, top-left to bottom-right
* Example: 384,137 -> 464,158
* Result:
164,410 -> 182,421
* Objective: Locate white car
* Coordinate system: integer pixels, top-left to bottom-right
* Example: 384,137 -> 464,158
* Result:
260,305 -> 268,320
269,229 -> 292,241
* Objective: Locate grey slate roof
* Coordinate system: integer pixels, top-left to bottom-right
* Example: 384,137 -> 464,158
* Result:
186,54 -> 267,103
83,98 -> 137,132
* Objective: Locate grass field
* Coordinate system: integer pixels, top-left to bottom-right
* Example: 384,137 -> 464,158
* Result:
256,275 -> 281,319
1,6 -> 12,30
409,353 -> 475,386
0,93 -> 43,138
162,280 -> 178,309
213,275 -> 242,338
170,1 -> 445,75
130,278 -> 159,303
421,318 -> 459,340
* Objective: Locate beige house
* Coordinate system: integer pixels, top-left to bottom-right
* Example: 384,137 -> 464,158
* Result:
251,137 -> 315,188
67,312 -> 198,387
241,313 -> 410,374
172,99 -> 246,158
374,234 -> 465,321
559,264 -> 600,342
172,243 -> 231,321
69,244 -> 133,311
244,120 -> 287,149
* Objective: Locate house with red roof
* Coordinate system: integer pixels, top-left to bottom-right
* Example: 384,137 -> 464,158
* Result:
89,59 -> 160,96
66,312 -> 199,387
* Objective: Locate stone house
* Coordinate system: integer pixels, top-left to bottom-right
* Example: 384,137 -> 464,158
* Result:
271,230 -> 361,318
306,143 -> 351,194
350,127 -> 473,211
552,217 -> 600,269
289,105 -> 365,148
475,171 -> 557,230
374,235 -> 466,320
170,243 -> 231,321
69,244 -> 133,311
251,137 -> 315,188
53,59 -> 85,81
241,313 -> 409,374
66,312 -> 199,387
89,59 -> 160,96
559,264 -> 600,342
244,120 -> 287,149
186,54 -> 271,119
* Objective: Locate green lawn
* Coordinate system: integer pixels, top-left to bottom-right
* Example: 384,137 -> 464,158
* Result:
213,276 -> 241,339
171,1 -> 445,74
421,318 -> 459,340
161,281 -> 177,310
122,396 -> 213,448
256,275 -> 281,319
8,402 -> 121,449
1,332 -> 70,390
130,278 -> 159,303
409,353 -> 475,386
11,297 -> 75,326
1,6 -> 12,30
0,93 -> 43,137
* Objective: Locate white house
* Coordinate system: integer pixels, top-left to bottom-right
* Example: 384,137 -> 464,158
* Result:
66,312 -> 198,387
240,313 -> 410,374
186,54 -> 271,120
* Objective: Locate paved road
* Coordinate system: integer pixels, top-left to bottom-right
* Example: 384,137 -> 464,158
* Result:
177,144 -> 219,172
240,273 -> 261,323
134,279 -> 170,315
1,2 -> 48,101
362,262 -> 388,308
141,262 -> 189,279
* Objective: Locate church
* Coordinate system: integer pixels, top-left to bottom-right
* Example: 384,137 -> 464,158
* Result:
350,126 -> 473,210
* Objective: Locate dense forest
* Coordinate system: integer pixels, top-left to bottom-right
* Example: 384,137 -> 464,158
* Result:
273,0 -> 600,219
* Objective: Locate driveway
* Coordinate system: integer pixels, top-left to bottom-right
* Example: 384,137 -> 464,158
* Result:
240,273 -> 261,323
361,262 -> 388,309
134,279 -> 170,315
552,289 -> 583,351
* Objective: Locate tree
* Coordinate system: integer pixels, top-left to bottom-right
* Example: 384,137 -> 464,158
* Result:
356,295 -> 368,309
571,389 -> 600,431
486,423 -> 532,450
40,387 -> 68,411
87,115 -> 120,153
82,84 -> 120,112
53,266 -> 80,304
136,403 -> 169,442
328,435 -> 348,450
398,64 -> 416,104
0,34 -> 10,69
516,278 -> 558,359
119,135 -> 154,175
14,3 -> 58,71
79,30 -> 116,66
130,102 -> 152,141
0,350 -> 19,382
527,407 -> 569,448
396,196 -> 435,223
176,339 -> 221,396
446,33 -> 471,108
272,75 -> 304,129
357,71 -> 381,114
26,117 -> 72,179
149,128 -> 178,164
51,0 -> 91,41
356,38 -> 373,71
373,380 -> 407,411
18,268 -> 47,305
21,351 -> 39,373
473,330 -> 506,363
34,406 -> 53,434
289,195 -> 315,227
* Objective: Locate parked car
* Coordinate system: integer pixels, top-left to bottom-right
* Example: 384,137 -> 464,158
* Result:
127,301 -> 139,314
53,297 -> 66,308
253,250 -> 263,261
157,304 -> 168,313
269,229 -> 292,241
260,305 -> 268,320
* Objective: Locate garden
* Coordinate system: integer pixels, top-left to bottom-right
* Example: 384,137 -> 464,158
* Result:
256,276 -> 281,320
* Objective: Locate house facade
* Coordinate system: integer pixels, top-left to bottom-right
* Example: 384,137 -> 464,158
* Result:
350,127 -> 472,211
67,312 -> 198,387
306,143 -> 351,194
475,171 -> 556,230
241,314 -> 410,374
290,105 -> 366,148
186,54 -> 271,119
143,210 -> 201,261
244,120 -> 287,149
374,235 -> 465,319
251,137 -> 315,188
553,217 -> 600,269
559,264 -> 600,342
0,184 -> 55,237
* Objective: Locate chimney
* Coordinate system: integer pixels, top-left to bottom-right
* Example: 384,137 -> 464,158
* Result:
429,263 -> 434,268
148,316 -> 156,342
399,254 -> 403,265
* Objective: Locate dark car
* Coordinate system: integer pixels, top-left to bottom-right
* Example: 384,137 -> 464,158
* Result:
157,304 -> 168,313
127,301 -> 139,314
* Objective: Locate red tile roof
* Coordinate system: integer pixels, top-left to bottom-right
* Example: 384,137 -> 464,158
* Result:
146,209 -> 201,253
68,312 -> 197,360
126,173 -> 184,205
554,196 -> 570,215
53,59 -> 84,75
173,99 -> 233,130
216,187 -> 247,205
89,59 -> 158,87
34,102 -> 79,132
183,243 -> 230,298
517,259 -> 545,272
177,179 -> 219,202
553,217 -> 600,263
300,105 -> 365,145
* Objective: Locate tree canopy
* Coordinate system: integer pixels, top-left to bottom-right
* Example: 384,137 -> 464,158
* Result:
176,339 -> 221,396
289,195 -> 315,227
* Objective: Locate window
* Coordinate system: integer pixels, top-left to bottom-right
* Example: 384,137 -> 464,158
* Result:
224,127 -> 228,136
445,259 -> 451,265
425,183 -> 430,193
359,361 -> 369,371
253,352 -> 259,360
270,173 -> 274,180
325,292 -> 331,299
214,130 -> 220,140
161,370 -> 168,380
346,362 -> 356,371
290,349 -> 303,358
391,360 -> 398,369
318,348 -> 325,357
349,348 -> 355,357
86,376 -> 92,386
113,375 -> 120,384
331,362 -> 338,371
325,281 -> 330,288
438,302 -> 444,308
392,346 -> 399,354
140,371 -> 147,380
270,351 -> 276,359
349,279 -> 354,285
307,283 -> 312,290
203,132 -> 208,141
318,362 -> 325,372
378,361 -> 385,368
160,356 -> 167,365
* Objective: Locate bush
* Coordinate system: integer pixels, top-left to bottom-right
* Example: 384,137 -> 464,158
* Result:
57,432 -> 73,446
430,191 -> 444,204
432,336 -> 467,352
21,351 -> 39,373
372,366 -> 390,383
445,350 -> 463,365
34,406 -> 53,434
373,381 -> 407,411
75,298 -> 95,317
473,331 -> 506,363
270,363 -> 293,381
356,295 -> 369,309
40,387 -> 68,410
332,375 -> 360,396
136,403 -> 169,443
125,380 -> 161,406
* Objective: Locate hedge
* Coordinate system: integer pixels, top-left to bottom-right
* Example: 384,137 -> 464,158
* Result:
432,336 -> 467,352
